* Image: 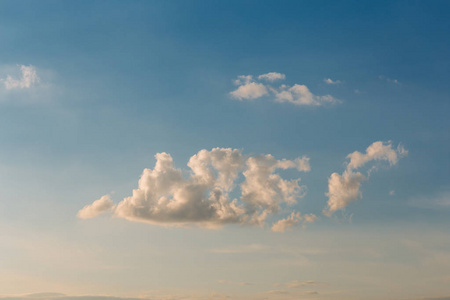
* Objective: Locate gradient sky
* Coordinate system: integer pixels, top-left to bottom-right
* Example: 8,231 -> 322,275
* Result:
0,1 -> 450,300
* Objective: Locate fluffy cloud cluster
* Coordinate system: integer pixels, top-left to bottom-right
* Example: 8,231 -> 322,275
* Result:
79,148 -> 312,229
230,72 -> 341,106
1,65 -> 40,89
324,141 -> 408,216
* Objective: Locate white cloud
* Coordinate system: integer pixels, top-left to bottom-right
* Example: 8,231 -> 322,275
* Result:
323,78 -> 341,85
2,65 -> 40,89
271,211 -> 317,232
230,82 -> 269,100
323,141 -> 407,216
233,75 -> 253,85
323,171 -> 366,216
258,72 -> 286,81
77,194 -> 114,219
230,73 -> 341,106
241,155 -> 310,225
346,141 -> 407,171
80,148 -> 311,229
274,84 -> 340,106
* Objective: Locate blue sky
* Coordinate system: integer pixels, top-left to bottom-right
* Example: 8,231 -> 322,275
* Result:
0,1 -> 449,299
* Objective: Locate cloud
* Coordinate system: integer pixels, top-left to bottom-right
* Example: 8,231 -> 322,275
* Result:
323,78 -> 341,85
1,65 -> 40,89
346,141 -> 408,170
77,194 -> 114,219
79,148 -> 311,229
274,84 -> 340,106
323,141 -> 407,216
258,72 -> 286,81
230,82 -> 268,100
379,75 -> 400,84
271,212 -> 317,232
230,73 -> 341,106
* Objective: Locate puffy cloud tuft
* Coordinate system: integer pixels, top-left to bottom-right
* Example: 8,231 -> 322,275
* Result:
346,141 -> 408,171
274,84 -> 340,106
77,194 -> 114,219
324,141 -> 407,216
271,211 -> 317,232
323,78 -> 341,85
81,148 -> 312,229
323,171 -> 366,216
229,82 -> 268,100
230,73 -> 341,106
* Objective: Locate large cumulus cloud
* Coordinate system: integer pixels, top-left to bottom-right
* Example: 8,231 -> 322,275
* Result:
79,148 -> 311,229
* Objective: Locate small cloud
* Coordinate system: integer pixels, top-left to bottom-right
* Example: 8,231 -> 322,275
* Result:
271,212 -> 317,232
77,194 -> 114,219
1,65 -> 40,89
389,190 -> 395,196
258,72 -> 286,82
230,73 -> 341,106
323,78 -> 341,85
230,82 -> 268,100
324,141 -> 407,216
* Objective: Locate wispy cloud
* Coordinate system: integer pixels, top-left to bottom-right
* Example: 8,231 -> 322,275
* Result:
258,72 -> 286,82
324,141 -> 408,216
230,72 -> 341,106
1,65 -> 40,90
379,75 -> 400,85
271,212 -> 317,232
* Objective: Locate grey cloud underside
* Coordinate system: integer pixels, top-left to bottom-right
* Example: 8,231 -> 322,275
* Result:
80,148 -> 312,229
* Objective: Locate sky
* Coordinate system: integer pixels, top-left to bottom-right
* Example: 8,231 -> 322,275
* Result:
0,1 -> 449,299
